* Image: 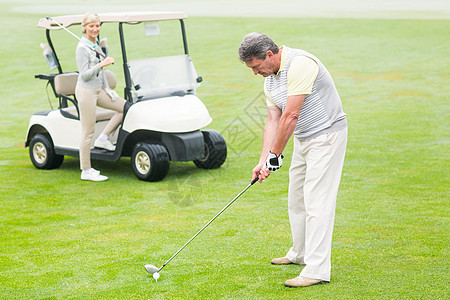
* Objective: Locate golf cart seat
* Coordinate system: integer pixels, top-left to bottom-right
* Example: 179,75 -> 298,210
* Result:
127,54 -> 200,101
54,70 -> 117,121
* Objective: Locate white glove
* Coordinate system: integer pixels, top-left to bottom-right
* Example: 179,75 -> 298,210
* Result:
105,88 -> 119,102
265,151 -> 284,172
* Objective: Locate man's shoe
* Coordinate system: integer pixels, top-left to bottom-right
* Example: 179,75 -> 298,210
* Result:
81,169 -> 108,182
94,139 -> 115,151
271,257 -> 295,265
284,276 -> 328,288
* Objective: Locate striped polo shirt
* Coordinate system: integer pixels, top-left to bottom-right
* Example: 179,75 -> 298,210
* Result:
264,46 -> 347,140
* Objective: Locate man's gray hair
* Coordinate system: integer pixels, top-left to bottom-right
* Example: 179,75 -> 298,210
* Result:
238,32 -> 279,62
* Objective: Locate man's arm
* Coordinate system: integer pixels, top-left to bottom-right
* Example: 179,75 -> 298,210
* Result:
253,95 -> 305,182
252,106 -> 282,181
268,55 -> 318,156
271,94 -> 306,156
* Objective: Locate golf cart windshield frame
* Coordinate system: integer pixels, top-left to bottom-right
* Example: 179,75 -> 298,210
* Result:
118,19 -> 190,101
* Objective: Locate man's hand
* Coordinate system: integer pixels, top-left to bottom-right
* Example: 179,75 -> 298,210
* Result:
252,163 -> 270,183
265,151 -> 284,172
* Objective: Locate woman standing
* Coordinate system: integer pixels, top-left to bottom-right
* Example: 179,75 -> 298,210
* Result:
75,12 -> 126,181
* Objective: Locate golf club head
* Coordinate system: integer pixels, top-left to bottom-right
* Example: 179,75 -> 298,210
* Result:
144,264 -> 160,274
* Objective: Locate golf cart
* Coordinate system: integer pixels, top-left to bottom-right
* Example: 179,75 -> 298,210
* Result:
26,12 -> 227,182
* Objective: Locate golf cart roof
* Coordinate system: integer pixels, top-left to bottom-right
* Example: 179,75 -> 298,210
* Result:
38,11 -> 188,30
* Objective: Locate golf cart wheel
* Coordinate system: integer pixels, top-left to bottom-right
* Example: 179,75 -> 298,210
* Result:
29,133 -> 64,169
131,143 -> 170,182
194,130 -> 227,169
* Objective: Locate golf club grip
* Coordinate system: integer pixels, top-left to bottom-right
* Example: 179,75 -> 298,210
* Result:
251,176 -> 259,185
95,49 -> 107,58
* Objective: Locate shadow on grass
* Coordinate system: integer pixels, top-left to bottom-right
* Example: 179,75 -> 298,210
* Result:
56,155 -> 217,181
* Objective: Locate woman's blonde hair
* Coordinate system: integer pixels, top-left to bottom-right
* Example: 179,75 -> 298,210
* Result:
81,12 -> 100,33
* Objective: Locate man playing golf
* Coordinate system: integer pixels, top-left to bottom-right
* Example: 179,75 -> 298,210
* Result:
238,32 -> 347,287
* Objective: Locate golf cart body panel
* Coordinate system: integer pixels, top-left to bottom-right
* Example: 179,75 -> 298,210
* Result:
123,95 -> 212,133
27,110 -> 118,151
27,104 -> 207,163
27,11 -> 227,181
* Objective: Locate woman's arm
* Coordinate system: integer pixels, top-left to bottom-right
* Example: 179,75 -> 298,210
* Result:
76,45 -> 102,82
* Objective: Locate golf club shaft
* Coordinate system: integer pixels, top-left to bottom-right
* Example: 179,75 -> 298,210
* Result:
46,16 -> 106,58
159,176 -> 259,272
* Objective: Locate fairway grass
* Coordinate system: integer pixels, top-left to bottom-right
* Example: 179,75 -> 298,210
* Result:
0,4 -> 449,300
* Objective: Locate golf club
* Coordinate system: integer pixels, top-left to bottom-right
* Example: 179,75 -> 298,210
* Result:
145,176 -> 260,280
46,16 -> 106,58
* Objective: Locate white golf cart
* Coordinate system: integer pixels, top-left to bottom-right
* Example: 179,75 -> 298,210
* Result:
26,12 -> 227,182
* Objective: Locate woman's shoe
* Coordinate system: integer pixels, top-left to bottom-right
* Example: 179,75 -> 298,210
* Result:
94,139 -> 115,151
81,168 -> 108,181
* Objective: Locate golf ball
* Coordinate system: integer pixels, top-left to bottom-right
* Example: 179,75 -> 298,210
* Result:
153,272 -> 160,281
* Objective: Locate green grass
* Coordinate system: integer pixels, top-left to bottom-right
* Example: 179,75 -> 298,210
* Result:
1,3 -> 449,300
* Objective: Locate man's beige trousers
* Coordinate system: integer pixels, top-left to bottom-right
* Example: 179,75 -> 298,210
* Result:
286,127 -> 347,282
